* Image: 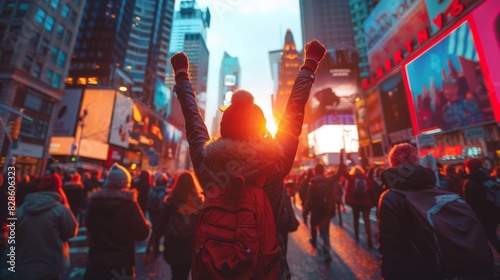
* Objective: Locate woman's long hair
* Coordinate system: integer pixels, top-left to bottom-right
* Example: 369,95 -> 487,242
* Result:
167,171 -> 204,208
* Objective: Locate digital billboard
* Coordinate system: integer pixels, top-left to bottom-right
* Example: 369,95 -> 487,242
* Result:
129,103 -> 164,154
52,89 -> 83,136
78,89 -> 115,143
353,98 -> 370,146
366,89 -> 384,140
309,49 -> 359,125
403,20 -> 496,134
379,72 -> 414,145
163,122 -> 183,160
109,92 -> 133,148
425,0 -> 481,33
154,79 -> 172,118
308,125 -> 359,154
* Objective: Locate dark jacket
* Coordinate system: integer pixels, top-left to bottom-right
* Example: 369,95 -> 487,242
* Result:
86,189 -> 150,265
158,200 -> 199,266
462,169 -> 498,220
174,69 -> 316,278
63,181 -> 84,217
17,192 -> 78,280
378,165 -> 441,280
344,173 -> 375,208
303,171 -> 343,226
132,172 -> 151,214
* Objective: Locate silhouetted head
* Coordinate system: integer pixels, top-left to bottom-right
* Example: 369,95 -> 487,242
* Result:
388,143 -> 419,167
314,163 -> 325,176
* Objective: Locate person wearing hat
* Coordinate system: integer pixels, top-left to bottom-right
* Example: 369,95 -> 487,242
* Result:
462,158 -> 500,253
17,172 -> 78,280
169,39 -> 326,279
84,163 -> 150,280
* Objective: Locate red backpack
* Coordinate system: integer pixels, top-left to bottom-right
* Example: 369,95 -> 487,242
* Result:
192,174 -> 279,279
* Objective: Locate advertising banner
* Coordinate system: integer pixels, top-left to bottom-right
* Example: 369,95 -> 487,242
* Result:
366,89 -> 385,140
129,103 -> 164,154
308,50 -> 359,125
52,89 -> 83,136
403,20 -> 495,134
379,72 -> 414,145
163,122 -> 183,160
425,0 -> 481,33
154,79 -> 172,118
78,89 -> 115,143
109,92 -> 133,148
364,0 -> 429,72
354,98 -> 370,146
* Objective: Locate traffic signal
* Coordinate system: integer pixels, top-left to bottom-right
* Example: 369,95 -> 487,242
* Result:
9,118 -> 21,140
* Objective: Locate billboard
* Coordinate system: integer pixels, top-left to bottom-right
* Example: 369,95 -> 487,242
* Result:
309,50 -> 359,125
379,72 -> 414,145
163,122 -> 183,160
52,89 -> 83,136
403,20 -> 496,134
78,89 -> 115,143
308,125 -> 359,154
354,98 -> 370,146
129,103 -> 164,154
425,0 -> 481,33
364,0 -> 429,71
470,0 -> 500,122
154,79 -> 172,118
224,75 -> 236,86
109,92 -> 133,148
366,89 -> 385,140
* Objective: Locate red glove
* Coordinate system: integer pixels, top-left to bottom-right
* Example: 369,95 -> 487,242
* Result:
300,40 -> 326,73
170,52 -> 190,82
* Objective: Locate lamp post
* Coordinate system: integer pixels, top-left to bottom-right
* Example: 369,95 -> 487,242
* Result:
76,109 -> 88,169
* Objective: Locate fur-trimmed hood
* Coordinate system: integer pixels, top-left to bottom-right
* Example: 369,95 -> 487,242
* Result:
88,189 -> 139,218
90,188 -> 137,201
204,138 -> 284,181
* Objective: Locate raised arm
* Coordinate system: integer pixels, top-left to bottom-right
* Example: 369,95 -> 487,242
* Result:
170,53 -> 210,183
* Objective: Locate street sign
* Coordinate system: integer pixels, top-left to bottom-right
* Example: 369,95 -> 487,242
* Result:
149,156 -> 159,167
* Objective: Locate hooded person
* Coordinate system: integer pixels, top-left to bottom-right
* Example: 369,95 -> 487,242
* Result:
17,172 -> 78,280
84,163 -> 150,280
169,39 -> 326,279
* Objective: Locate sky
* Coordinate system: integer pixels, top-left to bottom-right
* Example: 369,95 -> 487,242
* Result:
175,0 -> 304,133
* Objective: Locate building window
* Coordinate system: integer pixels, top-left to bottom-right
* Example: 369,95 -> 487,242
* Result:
69,10 -> 77,24
50,0 -> 60,10
44,15 -> 54,32
45,69 -> 53,83
63,30 -> 72,46
23,90 -> 53,115
50,46 -> 58,62
57,51 -> 66,67
20,118 -> 48,140
39,37 -> 49,55
15,2 -> 29,18
55,24 -> 64,40
34,7 -> 46,25
52,73 -> 61,88
61,4 -> 69,18
1,1 -> 15,18
31,62 -> 42,78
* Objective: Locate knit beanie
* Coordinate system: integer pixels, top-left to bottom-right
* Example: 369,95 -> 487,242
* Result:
464,158 -> 483,173
37,173 -> 62,192
104,163 -> 131,190
220,90 -> 267,141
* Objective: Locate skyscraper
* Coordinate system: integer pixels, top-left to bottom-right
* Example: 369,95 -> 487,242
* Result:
67,0 -> 136,88
124,0 -> 175,105
300,0 -> 356,50
212,51 -> 240,135
0,0 -> 84,174
348,0 -> 377,79
165,0 -> 210,118
273,29 -> 301,124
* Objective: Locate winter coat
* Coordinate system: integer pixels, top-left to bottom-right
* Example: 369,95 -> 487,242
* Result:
303,171 -> 343,226
17,192 -> 78,280
344,173 -> 375,208
158,200 -> 199,266
63,181 -> 84,217
378,165 -> 441,280
174,69 -> 317,278
462,169 -> 498,220
132,175 -> 150,214
86,189 -> 150,265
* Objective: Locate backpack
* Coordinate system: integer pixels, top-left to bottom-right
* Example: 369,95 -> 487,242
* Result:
148,188 -> 166,216
312,181 -> 336,218
298,178 -> 309,203
165,209 -> 198,241
393,187 -> 495,278
282,190 -> 299,233
192,175 -> 279,280
482,178 -> 500,208
353,178 -> 368,200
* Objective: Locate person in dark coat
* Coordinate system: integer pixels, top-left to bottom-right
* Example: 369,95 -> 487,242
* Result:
169,39 -> 327,279
84,163 -> 150,280
462,158 -> 500,254
63,173 -> 85,220
132,170 -> 151,215
158,171 -> 203,280
146,172 -> 169,254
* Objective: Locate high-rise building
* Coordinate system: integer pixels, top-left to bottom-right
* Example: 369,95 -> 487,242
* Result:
299,0 -> 356,51
348,0 -> 377,79
212,51 -> 240,135
124,0 -> 175,105
0,0 -> 84,174
165,0 -> 210,118
66,0 -> 136,88
273,29 -> 301,124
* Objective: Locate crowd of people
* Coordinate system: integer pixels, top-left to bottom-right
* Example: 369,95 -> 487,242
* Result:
0,39 -> 499,279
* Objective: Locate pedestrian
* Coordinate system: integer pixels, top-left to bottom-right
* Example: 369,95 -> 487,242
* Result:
84,163 -> 150,280
303,162 -> 343,262
298,168 -> 313,209
462,158 -> 500,253
146,172 -> 169,254
169,39 -> 327,279
63,173 -> 85,221
343,165 -> 375,248
132,170 -> 151,215
158,172 -> 203,280
17,172 -> 78,280
378,143 -> 495,279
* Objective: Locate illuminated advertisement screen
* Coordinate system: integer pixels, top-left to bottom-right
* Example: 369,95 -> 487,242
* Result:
366,89 -> 384,140
308,125 -> 359,154
109,92 -> 133,148
379,72 -> 414,145
425,0 -> 481,33
79,89 -> 115,143
470,0 -> 500,122
163,122 -> 183,160
52,89 -> 83,136
354,98 -> 370,146
154,79 -> 172,118
129,103 -> 164,154
403,20 -> 496,134
309,50 -> 359,124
